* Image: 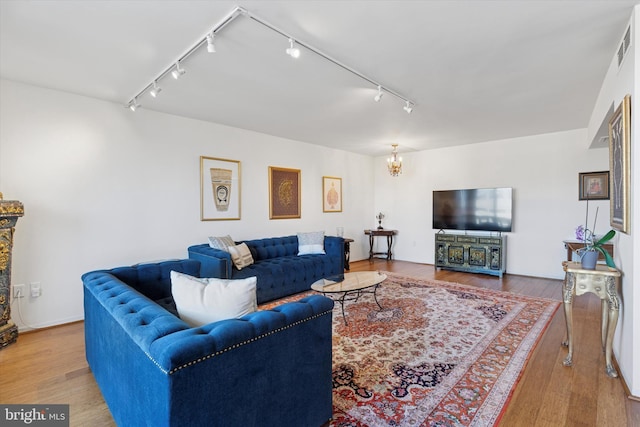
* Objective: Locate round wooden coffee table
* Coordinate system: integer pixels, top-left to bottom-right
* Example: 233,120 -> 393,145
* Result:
311,271 -> 386,325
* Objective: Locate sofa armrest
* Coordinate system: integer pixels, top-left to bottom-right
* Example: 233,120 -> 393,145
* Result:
187,244 -> 232,278
324,236 -> 345,270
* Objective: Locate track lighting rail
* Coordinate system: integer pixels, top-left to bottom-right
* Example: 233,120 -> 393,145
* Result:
127,6 -> 414,112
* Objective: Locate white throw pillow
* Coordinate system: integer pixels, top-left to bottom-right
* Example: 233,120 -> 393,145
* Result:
228,243 -> 254,270
297,231 -> 326,255
207,235 -> 235,252
170,271 -> 257,327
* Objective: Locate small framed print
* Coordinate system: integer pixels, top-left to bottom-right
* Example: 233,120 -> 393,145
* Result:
578,171 -> 609,200
200,156 -> 241,221
269,166 -> 301,219
322,176 -> 342,212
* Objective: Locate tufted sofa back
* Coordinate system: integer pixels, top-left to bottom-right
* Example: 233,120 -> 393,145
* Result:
187,235 -> 344,304
243,236 -> 298,261
98,259 -> 200,302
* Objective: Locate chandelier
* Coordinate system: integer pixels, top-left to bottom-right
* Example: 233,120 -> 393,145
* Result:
387,144 -> 402,176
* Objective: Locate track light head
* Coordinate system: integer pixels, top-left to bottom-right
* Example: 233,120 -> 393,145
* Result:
149,81 -> 162,98
128,98 -> 140,112
403,101 -> 413,114
171,62 -> 186,79
206,33 -> 216,53
374,86 -> 383,102
286,38 -> 300,58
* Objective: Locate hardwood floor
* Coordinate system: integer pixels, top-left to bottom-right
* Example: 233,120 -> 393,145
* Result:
1,259 -> 638,426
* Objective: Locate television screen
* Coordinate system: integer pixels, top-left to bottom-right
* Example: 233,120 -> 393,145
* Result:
432,188 -> 513,232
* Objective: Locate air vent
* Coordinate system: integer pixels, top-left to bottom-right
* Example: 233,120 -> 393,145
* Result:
617,24 -> 632,68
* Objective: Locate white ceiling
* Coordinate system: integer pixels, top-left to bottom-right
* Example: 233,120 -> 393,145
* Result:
1,1 -> 637,157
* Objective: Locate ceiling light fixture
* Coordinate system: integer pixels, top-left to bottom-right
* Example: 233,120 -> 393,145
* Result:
125,6 -> 415,113
128,98 -> 141,112
171,62 -> 186,79
149,81 -> 162,98
374,86 -> 384,102
206,33 -> 216,53
387,144 -> 402,177
286,38 -> 301,58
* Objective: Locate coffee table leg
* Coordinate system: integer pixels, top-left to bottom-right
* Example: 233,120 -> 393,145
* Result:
327,285 -> 384,326
338,292 -> 348,325
373,284 -> 383,309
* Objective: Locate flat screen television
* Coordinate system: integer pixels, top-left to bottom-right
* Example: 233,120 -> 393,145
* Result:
432,187 -> 513,232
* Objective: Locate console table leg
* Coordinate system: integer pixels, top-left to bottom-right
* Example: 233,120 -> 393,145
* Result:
604,278 -> 619,378
604,306 -> 618,378
368,234 -> 374,261
562,274 -> 575,367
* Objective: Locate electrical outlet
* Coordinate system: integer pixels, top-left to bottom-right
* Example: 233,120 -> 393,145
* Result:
13,284 -> 25,298
30,282 -> 41,298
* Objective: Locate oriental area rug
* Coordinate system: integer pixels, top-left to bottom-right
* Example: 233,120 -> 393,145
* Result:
267,272 -> 560,427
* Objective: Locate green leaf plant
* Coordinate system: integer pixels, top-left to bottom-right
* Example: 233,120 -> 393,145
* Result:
580,229 -> 616,268
577,199 -> 616,268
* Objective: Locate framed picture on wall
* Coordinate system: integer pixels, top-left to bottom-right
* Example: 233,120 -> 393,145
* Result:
578,171 -> 609,200
269,166 -> 301,219
608,94 -> 631,233
322,176 -> 342,212
200,156 -> 241,221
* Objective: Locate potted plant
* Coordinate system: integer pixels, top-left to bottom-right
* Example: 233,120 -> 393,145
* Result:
577,227 -> 616,269
575,202 -> 616,269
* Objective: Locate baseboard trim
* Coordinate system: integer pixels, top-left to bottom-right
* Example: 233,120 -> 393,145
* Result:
17,316 -> 84,334
612,355 -> 640,401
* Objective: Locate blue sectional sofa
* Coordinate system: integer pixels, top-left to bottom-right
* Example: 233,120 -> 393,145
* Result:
188,235 -> 344,304
82,259 -> 334,427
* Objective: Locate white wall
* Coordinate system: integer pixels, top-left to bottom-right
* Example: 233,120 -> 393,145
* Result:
0,79 -> 374,330
584,6 -> 638,397
0,79 -> 616,324
373,129 -> 611,279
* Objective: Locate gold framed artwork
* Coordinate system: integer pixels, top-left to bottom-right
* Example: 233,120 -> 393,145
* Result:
322,176 -> 342,212
608,94 -> 631,233
269,166 -> 301,219
200,156 -> 241,221
578,171 -> 609,200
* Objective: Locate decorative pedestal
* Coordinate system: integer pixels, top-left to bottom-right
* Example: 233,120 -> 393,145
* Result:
561,261 -> 621,378
0,193 -> 24,349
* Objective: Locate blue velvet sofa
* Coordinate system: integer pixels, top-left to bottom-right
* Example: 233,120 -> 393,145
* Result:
188,235 -> 344,304
82,259 -> 334,427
